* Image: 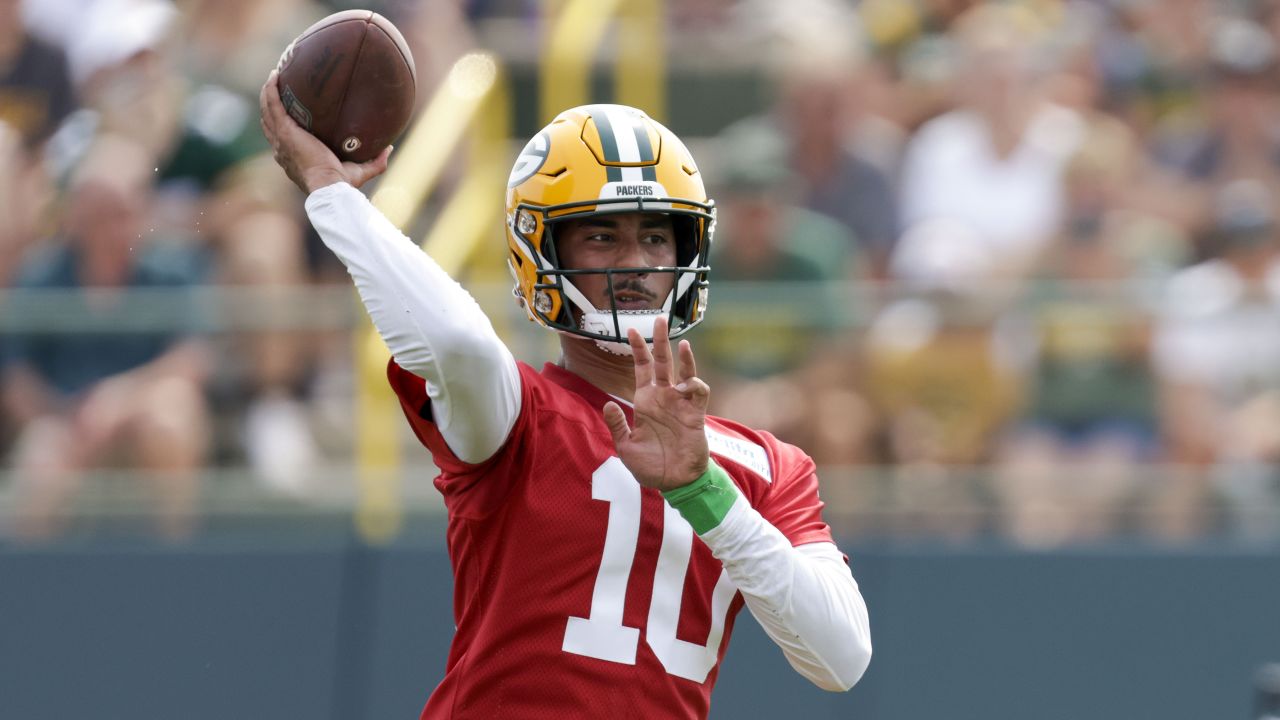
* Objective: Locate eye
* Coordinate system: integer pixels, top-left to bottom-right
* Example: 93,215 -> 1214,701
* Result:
643,233 -> 670,245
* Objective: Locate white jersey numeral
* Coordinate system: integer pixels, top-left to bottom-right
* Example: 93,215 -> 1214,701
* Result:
562,457 -> 642,665
562,457 -> 736,683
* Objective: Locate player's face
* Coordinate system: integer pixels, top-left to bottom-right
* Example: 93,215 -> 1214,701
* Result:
555,212 -> 678,311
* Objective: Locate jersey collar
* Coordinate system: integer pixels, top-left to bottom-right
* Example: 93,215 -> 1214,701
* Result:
541,362 -> 625,411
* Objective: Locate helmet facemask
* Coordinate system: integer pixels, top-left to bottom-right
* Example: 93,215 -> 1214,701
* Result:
509,201 -> 714,354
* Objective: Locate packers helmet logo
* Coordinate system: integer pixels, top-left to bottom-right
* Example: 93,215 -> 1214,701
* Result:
508,131 -> 550,187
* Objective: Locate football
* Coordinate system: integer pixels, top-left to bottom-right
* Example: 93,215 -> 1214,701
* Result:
275,9 -> 416,163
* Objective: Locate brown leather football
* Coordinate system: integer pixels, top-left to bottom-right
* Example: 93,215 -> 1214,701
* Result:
275,9 -> 416,163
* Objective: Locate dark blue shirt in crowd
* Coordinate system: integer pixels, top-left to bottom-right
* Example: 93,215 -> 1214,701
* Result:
4,240 -> 206,398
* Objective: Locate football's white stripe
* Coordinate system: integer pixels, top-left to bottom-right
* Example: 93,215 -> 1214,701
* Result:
606,106 -> 642,163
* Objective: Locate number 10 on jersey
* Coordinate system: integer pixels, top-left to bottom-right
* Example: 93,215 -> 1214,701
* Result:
562,457 -> 738,683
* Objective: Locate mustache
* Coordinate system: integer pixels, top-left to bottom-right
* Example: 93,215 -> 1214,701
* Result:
607,278 -> 657,301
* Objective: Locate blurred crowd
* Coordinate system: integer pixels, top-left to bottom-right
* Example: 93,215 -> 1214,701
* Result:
2,0 -> 1280,546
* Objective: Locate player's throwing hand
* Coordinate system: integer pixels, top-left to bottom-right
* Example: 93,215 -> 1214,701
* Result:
258,69 -> 391,194
603,316 -> 712,491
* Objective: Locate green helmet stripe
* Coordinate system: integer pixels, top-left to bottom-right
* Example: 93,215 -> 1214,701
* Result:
587,106 -> 621,162
632,116 -> 655,163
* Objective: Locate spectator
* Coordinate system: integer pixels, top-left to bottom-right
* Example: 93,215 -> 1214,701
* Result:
0,0 -> 77,149
1106,0 -> 1216,137
865,218 -> 1024,538
699,119 -> 874,479
898,3 -> 1085,284
703,119 -> 857,383
60,0 -> 333,493
0,118 -> 52,285
178,0 -> 322,100
993,119 -> 1185,547
0,118 -> 34,446
777,67 -> 900,272
0,0 -> 73,284
773,53 -> 900,274
740,0 -> 900,273
1150,16 -> 1280,250
1152,179 -> 1280,540
2,134 -> 210,540
62,0 -> 181,162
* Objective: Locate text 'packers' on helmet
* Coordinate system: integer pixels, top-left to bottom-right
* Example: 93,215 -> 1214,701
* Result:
505,104 -> 716,351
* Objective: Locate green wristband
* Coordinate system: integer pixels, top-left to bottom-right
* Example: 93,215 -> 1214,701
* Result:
662,460 -> 740,535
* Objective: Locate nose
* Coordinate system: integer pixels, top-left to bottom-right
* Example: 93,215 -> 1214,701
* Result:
616,238 -> 651,272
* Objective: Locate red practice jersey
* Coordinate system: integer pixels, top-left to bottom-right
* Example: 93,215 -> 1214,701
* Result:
388,359 -> 835,720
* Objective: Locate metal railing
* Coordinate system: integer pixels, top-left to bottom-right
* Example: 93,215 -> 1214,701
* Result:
4,280 -> 1280,544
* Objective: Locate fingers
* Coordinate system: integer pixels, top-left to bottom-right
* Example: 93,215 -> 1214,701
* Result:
602,401 -> 630,447
673,338 -> 708,409
346,145 -> 393,187
650,315 -> 673,387
259,68 -> 342,192
260,70 -> 293,155
677,338 -> 697,384
259,80 -> 276,142
259,70 -> 282,134
676,376 -> 711,410
628,326 -> 653,389
260,69 -> 304,139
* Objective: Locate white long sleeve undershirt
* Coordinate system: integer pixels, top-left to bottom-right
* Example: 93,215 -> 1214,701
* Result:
305,182 -> 521,463
701,502 -> 872,691
303,181 -> 870,691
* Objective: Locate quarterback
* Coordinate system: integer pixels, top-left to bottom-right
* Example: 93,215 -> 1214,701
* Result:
260,70 -> 871,718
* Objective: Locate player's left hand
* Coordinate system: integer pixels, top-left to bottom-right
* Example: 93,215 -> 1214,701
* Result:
603,316 -> 711,491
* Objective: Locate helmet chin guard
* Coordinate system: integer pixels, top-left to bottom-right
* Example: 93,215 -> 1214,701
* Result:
578,311 -> 664,355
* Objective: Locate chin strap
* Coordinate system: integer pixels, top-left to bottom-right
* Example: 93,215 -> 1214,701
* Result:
558,329 -> 637,356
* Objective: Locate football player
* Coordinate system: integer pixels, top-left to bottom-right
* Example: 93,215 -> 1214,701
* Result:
260,69 -> 871,719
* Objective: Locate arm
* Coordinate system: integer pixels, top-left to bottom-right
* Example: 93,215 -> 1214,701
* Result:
259,71 -> 519,463
698,501 -> 872,691
1,363 -> 58,426
305,184 -> 520,462
603,318 -> 871,691
71,339 -> 209,448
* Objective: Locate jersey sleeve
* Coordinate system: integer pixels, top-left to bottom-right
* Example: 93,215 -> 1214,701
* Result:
758,437 -> 836,549
696,435 -> 870,691
388,358 -> 541,519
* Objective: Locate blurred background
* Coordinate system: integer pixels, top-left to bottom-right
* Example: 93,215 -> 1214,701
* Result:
2,0 -> 1279,718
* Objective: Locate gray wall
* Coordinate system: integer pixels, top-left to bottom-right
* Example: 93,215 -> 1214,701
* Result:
3,533 -> 1278,719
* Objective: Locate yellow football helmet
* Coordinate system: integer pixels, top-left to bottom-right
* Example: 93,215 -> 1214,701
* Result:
505,104 -> 715,349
